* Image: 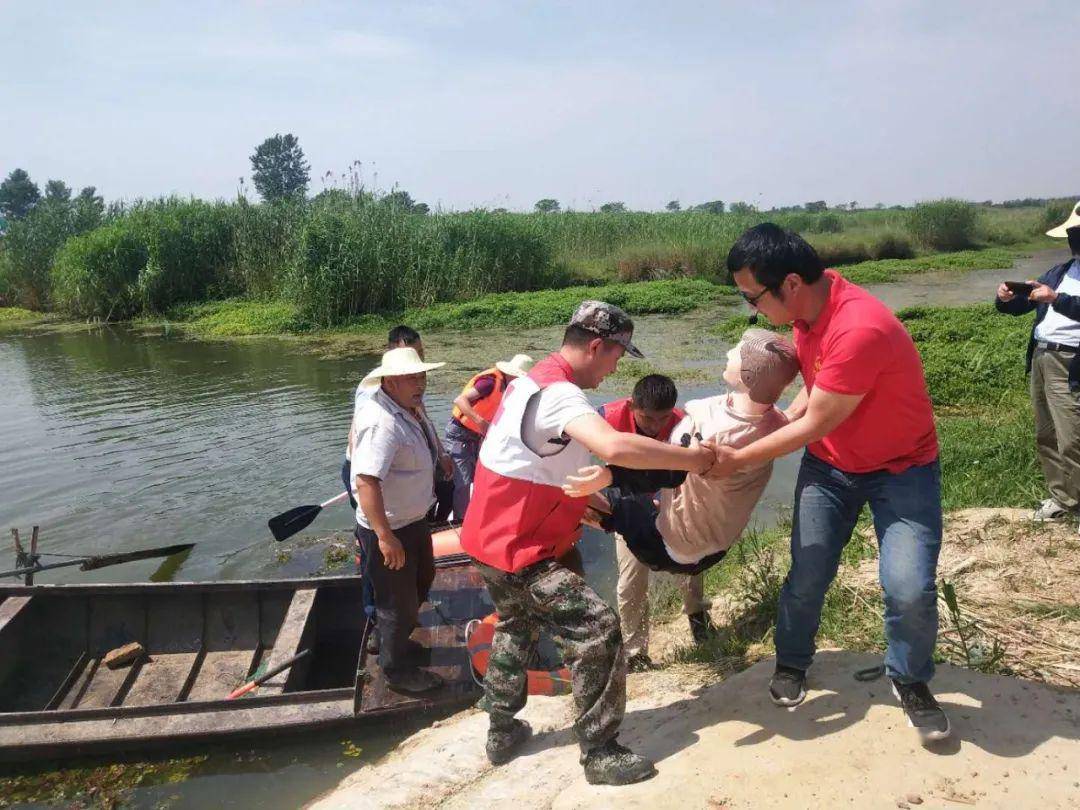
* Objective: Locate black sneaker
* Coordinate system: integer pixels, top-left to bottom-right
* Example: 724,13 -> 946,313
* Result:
769,664 -> 807,707
891,679 -> 951,742
688,611 -> 717,644
627,652 -> 655,673
486,719 -> 532,765
582,738 -> 657,786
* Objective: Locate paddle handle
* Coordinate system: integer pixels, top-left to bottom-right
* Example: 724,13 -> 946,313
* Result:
227,649 -> 312,699
321,491 -> 351,509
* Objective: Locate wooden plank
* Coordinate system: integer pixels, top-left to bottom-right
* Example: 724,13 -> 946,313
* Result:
44,652 -> 89,711
123,593 -> 204,706
184,591 -> 259,702
260,588 -> 316,695
72,658 -> 131,709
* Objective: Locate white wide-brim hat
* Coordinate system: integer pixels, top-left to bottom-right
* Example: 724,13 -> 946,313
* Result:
360,347 -> 445,390
495,353 -> 534,377
1046,200 -> 1080,237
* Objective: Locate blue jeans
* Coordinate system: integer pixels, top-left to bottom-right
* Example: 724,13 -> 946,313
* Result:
445,421 -> 481,521
776,452 -> 942,684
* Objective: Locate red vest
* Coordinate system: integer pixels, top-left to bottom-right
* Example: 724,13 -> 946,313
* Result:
459,354 -> 589,573
601,397 -> 685,442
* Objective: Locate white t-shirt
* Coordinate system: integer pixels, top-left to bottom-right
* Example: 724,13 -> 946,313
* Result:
520,382 -> 596,457
1034,265 -> 1080,346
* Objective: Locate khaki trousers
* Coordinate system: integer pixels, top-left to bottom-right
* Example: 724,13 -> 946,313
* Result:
615,534 -> 709,658
1031,347 -> 1080,510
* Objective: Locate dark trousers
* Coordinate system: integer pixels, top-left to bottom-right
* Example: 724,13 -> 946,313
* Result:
602,490 -> 727,576
355,519 -> 436,675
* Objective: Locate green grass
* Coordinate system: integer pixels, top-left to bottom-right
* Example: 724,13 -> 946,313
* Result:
163,299 -> 310,337
0,306 -> 40,321
165,278 -> 736,337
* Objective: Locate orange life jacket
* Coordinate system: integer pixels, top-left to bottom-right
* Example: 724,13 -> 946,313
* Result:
451,368 -> 507,435
601,397 -> 685,442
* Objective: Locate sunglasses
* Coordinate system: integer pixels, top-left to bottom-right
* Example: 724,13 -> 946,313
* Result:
739,285 -> 775,307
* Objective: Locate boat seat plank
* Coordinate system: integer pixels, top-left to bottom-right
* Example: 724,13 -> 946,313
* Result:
186,650 -> 257,703
72,659 -> 132,709
260,588 -> 316,695
123,652 -> 201,706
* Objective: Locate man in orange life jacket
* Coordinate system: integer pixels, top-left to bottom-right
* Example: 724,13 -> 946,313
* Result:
445,354 -> 535,521
598,375 -> 717,673
460,301 -> 718,786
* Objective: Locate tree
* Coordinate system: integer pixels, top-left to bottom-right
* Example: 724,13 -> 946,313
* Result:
804,200 -> 827,213
72,186 -> 105,231
534,198 -> 560,213
0,169 -> 41,220
665,200 -> 681,212
250,134 -> 310,202
729,201 -> 756,215
44,179 -> 72,205
694,200 -> 725,214
848,201 -> 858,211
599,201 -> 626,213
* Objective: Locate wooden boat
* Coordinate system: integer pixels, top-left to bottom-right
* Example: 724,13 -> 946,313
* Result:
0,555 -> 492,762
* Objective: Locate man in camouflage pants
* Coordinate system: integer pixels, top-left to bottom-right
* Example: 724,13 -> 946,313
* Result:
476,558 -> 625,753
459,302 -> 716,785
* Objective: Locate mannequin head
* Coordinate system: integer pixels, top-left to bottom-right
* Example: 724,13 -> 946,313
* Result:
723,328 -> 799,404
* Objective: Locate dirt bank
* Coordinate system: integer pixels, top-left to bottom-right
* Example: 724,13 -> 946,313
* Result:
311,508 -> 1080,809
309,651 -> 1079,809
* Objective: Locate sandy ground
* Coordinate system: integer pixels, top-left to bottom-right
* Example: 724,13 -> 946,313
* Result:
309,651 -> 1080,809
310,508 -> 1080,810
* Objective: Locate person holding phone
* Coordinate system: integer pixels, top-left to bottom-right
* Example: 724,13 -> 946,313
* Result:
996,201 -> 1080,524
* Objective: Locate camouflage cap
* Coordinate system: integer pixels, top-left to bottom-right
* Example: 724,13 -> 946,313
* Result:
569,300 -> 644,358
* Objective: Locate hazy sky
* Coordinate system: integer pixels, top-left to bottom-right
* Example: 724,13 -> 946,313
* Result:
2,1 -> 1077,211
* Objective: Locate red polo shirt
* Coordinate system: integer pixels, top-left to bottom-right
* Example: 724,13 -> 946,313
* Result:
794,270 -> 938,474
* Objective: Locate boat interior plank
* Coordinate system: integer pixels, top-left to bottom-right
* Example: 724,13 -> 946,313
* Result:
123,594 -> 203,706
185,591 -> 259,702
259,588 -> 316,695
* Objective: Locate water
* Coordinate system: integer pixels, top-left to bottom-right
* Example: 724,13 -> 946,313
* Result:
0,248 -> 1065,806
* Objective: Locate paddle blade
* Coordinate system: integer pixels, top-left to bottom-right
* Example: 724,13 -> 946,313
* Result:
268,504 -> 321,542
79,543 -> 196,571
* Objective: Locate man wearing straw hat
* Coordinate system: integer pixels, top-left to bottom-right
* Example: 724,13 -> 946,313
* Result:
445,354 -> 535,521
352,346 -> 447,693
996,201 -> 1080,526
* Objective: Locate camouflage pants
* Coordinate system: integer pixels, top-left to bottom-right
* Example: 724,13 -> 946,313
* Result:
475,557 -> 626,750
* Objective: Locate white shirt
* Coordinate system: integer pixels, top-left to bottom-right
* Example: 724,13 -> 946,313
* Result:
1034,261 -> 1080,346
345,383 -> 371,460
520,383 -> 596,456
350,388 -> 437,530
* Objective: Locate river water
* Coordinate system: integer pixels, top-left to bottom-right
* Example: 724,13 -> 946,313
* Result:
0,251 -> 1064,807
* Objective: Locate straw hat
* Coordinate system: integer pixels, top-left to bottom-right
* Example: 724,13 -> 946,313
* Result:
495,354 -> 534,377
1046,200 -> 1080,237
360,347 -> 445,390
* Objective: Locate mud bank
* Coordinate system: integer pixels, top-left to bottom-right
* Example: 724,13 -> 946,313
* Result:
310,649 -> 1080,809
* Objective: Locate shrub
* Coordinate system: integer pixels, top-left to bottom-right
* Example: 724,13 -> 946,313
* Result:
808,235 -> 871,267
811,213 -> 843,234
868,231 -> 915,260
0,202 -> 75,309
1041,199 -> 1076,234
906,199 -> 978,250
51,223 -> 148,319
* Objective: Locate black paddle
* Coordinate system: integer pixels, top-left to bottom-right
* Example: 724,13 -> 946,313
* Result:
268,491 -> 351,542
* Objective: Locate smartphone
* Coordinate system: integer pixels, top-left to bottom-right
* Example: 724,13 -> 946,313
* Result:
1004,281 -> 1035,296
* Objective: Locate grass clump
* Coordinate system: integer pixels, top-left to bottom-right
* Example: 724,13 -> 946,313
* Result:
906,199 -> 979,250
0,306 -> 41,321
166,299 -> 310,337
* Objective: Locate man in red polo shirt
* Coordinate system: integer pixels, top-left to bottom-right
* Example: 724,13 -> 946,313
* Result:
711,223 -> 948,743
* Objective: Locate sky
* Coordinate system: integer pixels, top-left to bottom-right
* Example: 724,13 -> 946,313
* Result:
1,1 -> 1077,212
